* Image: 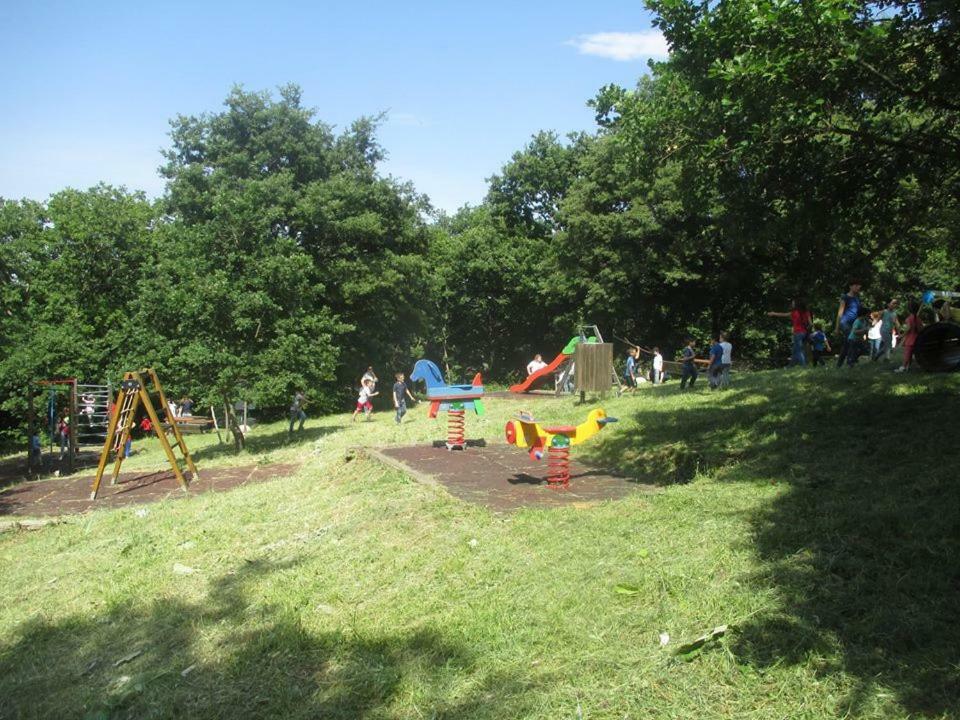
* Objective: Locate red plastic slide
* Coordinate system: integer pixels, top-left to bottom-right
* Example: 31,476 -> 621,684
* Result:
509,353 -> 570,393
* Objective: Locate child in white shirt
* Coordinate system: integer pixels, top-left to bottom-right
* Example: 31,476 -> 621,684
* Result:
352,379 -> 379,422
652,347 -> 664,384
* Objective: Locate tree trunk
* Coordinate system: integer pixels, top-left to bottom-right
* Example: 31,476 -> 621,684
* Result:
222,395 -> 245,452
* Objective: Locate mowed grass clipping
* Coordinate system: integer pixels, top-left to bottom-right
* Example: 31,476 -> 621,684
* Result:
1,364 -> 959,719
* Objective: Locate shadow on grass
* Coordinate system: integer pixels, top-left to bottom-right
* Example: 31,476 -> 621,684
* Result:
586,369 -> 960,716
190,424 -> 347,463
0,557 -> 536,719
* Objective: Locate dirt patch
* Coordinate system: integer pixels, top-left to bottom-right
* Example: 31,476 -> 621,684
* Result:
375,444 -> 657,511
0,463 -> 300,518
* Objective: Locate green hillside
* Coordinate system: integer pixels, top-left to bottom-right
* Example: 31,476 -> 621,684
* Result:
1,366 -> 958,719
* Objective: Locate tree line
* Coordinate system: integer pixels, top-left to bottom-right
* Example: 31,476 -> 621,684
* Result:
2,0 -> 957,449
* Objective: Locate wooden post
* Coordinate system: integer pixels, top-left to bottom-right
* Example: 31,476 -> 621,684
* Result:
211,406 -> 223,444
68,379 -> 78,475
26,387 -> 36,477
575,342 -> 614,394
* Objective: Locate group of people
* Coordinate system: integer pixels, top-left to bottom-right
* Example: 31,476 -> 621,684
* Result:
768,282 -> 929,371
675,335 -> 734,390
288,366 -> 418,436
165,396 -> 195,418
622,335 -> 734,392
623,346 -> 665,388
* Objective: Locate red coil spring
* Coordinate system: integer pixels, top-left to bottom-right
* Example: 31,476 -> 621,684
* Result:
446,409 -> 466,449
546,444 -> 571,488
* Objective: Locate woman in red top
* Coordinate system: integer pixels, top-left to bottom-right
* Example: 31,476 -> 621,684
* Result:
768,299 -> 813,366
895,300 -> 923,372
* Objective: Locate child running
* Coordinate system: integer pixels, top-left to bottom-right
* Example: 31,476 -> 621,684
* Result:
352,378 -> 379,421
392,372 -> 417,424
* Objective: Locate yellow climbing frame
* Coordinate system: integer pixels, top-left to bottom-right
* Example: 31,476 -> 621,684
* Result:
90,369 -> 199,500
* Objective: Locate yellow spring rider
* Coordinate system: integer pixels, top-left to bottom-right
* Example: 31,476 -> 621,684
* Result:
505,409 -> 617,489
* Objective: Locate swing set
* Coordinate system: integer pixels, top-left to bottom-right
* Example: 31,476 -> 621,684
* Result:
25,369 -> 199,501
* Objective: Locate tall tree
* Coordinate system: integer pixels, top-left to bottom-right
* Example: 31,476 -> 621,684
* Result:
156,85 -> 429,445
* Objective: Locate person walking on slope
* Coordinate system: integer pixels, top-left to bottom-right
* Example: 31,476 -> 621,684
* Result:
392,372 -> 417,424
767,299 -> 812,366
680,339 -> 698,389
835,282 -> 863,367
808,323 -> 831,366
623,348 -> 639,391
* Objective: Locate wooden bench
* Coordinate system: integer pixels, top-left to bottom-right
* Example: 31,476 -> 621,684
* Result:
163,416 -> 214,434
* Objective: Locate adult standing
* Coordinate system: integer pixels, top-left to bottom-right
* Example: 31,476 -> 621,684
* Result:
288,390 -> 306,435
835,282 -> 863,367
361,367 -> 378,392
767,299 -> 812,366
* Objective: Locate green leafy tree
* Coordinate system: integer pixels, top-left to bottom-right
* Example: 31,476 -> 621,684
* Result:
156,85 -> 429,446
0,187 -> 155,442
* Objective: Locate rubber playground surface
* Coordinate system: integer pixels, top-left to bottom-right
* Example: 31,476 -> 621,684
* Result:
0,463 -> 299,518
375,443 -> 657,511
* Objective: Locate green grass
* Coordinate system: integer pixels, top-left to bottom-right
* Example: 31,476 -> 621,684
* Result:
1,364 -> 959,719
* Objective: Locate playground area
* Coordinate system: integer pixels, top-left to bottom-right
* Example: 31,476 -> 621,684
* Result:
0,462 -> 299,517
372,443 -> 655,511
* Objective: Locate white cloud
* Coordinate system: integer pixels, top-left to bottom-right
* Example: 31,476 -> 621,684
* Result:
568,31 -> 669,62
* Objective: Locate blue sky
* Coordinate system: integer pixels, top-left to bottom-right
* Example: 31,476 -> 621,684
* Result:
0,0 -> 665,214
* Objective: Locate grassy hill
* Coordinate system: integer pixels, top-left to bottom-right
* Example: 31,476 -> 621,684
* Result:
1,365 -> 958,719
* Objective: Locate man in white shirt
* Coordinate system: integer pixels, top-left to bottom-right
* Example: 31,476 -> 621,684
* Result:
526,354 -> 548,375
719,333 -> 733,388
